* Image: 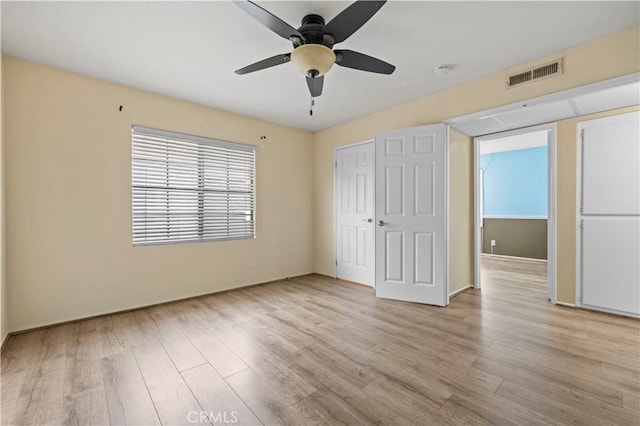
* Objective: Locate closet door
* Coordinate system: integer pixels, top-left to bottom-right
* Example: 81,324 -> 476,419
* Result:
578,111 -> 640,317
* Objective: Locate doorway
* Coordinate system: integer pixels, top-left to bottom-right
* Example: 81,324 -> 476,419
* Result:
474,124 -> 557,302
334,140 -> 375,287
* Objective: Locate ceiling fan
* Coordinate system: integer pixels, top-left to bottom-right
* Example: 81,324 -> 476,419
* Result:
233,0 -> 395,99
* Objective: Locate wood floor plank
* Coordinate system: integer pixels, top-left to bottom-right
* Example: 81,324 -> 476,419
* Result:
473,355 -> 639,425
623,392 -> 640,413
0,367 -> 31,424
1,330 -> 48,374
181,363 -> 262,426
102,350 -> 161,426
129,337 -> 204,425
293,389 -> 374,426
366,346 -> 453,410
448,383 -> 562,426
224,368 -> 313,426
438,395 -> 516,426
496,380 -> 633,425
490,338 -> 640,395
473,355 -> 624,409
356,376 -> 457,425
9,355 -> 68,425
60,387 -> 110,426
174,311 -> 248,378
285,344 -> 376,403
146,304 -> 208,372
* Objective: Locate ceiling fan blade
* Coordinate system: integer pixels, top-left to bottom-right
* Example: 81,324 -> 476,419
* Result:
334,49 -> 395,74
233,0 -> 302,41
235,53 -> 291,75
306,75 -> 324,97
325,1 -> 387,44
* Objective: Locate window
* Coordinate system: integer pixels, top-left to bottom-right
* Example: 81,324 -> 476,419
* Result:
132,125 -> 256,246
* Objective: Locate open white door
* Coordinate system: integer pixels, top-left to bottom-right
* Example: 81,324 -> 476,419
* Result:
375,124 -> 448,305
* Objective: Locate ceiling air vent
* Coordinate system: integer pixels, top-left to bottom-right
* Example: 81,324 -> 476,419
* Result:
507,59 -> 563,88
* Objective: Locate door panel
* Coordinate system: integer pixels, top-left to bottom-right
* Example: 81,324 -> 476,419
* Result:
385,166 -> 404,215
414,163 -> 434,215
336,142 -> 375,286
414,232 -> 435,286
579,111 -> 640,317
356,227 -> 367,266
375,124 -> 448,305
582,218 -> 640,314
582,113 -> 640,215
385,232 -> 404,282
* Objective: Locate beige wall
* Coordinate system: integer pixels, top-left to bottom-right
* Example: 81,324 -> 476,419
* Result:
4,57 -> 314,332
314,27 -> 640,300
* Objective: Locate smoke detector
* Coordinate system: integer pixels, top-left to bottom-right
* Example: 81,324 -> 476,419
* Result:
433,65 -> 452,76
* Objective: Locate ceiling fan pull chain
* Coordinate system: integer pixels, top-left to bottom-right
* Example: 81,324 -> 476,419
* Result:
309,97 -> 315,116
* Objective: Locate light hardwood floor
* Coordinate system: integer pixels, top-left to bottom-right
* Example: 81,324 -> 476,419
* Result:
1,260 -> 639,425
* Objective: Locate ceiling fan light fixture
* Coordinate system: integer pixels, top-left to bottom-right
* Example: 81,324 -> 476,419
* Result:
290,44 -> 336,77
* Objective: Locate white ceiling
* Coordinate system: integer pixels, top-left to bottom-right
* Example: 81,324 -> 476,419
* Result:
2,1 -> 638,132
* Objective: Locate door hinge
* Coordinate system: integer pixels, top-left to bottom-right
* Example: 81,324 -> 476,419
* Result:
335,161 -> 338,169
580,219 -> 584,229
579,206 -> 584,214
580,129 -> 585,140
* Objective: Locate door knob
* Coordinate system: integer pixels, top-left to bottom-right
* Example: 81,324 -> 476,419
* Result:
377,220 -> 386,226
361,218 -> 373,223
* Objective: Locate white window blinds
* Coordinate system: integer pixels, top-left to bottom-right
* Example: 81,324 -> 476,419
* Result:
132,125 -> 256,246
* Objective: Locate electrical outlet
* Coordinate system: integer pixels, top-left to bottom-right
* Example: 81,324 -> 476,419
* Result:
491,240 -> 497,247
249,258 -> 257,268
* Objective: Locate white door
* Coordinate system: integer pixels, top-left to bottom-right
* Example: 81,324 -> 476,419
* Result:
335,142 -> 375,286
578,111 -> 640,317
375,124 -> 448,305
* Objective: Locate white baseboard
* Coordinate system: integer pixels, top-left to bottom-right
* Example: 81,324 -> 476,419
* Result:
8,272 -> 314,335
1,331 -> 9,353
555,301 -> 576,308
449,285 -> 473,298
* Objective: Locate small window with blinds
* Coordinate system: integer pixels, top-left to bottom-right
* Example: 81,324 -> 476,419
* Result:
132,125 -> 256,246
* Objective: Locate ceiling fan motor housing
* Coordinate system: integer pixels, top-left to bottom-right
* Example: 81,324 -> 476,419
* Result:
297,14 -> 335,46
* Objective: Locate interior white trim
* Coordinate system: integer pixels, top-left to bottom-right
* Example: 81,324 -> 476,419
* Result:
474,123 -> 557,304
579,303 -> 640,319
473,140 -> 482,289
449,285 -> 473,298
445,126 -> 451,306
